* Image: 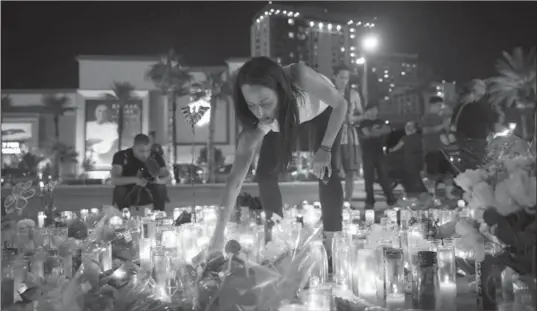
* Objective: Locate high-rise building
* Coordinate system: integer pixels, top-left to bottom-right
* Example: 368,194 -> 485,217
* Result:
250,4 -> 378,77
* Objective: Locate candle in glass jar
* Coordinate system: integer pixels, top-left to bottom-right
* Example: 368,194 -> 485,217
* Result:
80,209 -> 89,221
173,208 -> 181,220
100,242 -> 113,271
365,210 -> 375,224
90,208 -> 99,215
109,216 -> 123,229
138,238 -> 153,271
438,277 -> 457,311
37,212 -> 46,228
386,293 -> 405,310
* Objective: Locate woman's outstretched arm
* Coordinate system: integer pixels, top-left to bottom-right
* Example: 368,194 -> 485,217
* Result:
208,127 -> 265,252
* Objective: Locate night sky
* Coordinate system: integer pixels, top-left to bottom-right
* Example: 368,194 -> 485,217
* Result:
2,1 -> 536,89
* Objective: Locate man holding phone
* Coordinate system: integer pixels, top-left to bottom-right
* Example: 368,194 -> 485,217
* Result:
110,133 -> 171,212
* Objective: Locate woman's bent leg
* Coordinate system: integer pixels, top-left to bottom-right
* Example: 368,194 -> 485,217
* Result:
256,132 -> 283,219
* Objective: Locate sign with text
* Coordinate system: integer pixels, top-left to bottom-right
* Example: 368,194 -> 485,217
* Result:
85,99 -> 142,170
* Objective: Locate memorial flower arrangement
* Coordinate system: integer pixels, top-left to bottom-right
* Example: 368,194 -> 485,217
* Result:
453,135 -> 536,281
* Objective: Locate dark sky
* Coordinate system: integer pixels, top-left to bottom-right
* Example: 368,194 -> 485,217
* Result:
2,1 -> 536,89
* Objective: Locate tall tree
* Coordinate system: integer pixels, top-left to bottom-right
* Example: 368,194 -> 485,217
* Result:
146,49 -> 192,164
104,82 -> 136,152
42,94 -> 75,179
488,46 -> 536,139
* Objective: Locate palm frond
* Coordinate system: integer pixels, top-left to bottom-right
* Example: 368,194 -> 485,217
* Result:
146,49 -> 192,95
1,95 -> 14,111
109,81 -> 135,101
488,46 -> 536,109
41,94 -> 75,115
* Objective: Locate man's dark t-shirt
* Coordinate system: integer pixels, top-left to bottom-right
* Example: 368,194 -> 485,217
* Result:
358,118 -> 388,152
453,97 -> 499,140
112,148 -> 165,181
111,148 -> 167,210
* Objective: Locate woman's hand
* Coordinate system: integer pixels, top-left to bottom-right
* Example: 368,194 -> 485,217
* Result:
312,148 -> 332,181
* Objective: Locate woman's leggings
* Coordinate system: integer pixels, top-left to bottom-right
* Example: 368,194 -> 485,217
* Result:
255,108 -> 344,232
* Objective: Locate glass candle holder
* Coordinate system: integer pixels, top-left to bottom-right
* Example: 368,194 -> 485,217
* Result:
177,223 -> 202,263
300,287 -> 335,311
355,247 -> 378,304
400,210 -> 411,230
384,248 -> 405,310
365,210 -> 375,225
307,239 -> 328,289
333,244 -> 352,291
437,239 -> 456,310
47,227 -> 68,250
141,217 -> 157,241
152,245 -> 172,302
139,237 -> 154,271
412,250 -> 438,310
44,249 -> 63,278
99,242 -> 113,272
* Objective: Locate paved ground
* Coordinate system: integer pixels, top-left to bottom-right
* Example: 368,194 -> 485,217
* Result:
1,180 -> 401,221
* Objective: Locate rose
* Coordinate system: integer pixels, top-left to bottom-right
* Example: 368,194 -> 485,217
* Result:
506,170 -> 536,210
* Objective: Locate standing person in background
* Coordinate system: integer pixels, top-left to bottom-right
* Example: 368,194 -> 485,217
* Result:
358,105 -> 397,209
421,96 -> 456,197
333,65 -> 365,207
451,79 -> 504,170
389,121 -> 428,197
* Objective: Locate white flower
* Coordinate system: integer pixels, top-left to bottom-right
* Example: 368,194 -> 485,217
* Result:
494,180 -> 522,216
504,155 -> 535,174
506,170 -> 536,208
455,169 -> 486,192
455,219 -> 486,261
473,181 -> 497,208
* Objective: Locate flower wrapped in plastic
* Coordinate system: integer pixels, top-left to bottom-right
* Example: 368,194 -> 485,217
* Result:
195,220 -> 324,311
452,133 -> 536,286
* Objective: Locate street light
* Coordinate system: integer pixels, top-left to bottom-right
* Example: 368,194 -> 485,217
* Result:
362,35 -> 379,52
359,34 -> 379,108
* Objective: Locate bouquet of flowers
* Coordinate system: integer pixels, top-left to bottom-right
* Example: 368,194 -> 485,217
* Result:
453,134 -> 536,291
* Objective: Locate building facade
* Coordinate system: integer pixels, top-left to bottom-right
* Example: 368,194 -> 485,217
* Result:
1,56 -> 247,178
251,4 -> 378,77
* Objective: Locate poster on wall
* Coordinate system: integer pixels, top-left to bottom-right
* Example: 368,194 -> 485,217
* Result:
1,123 -> 32,141
85,99 -> 142,170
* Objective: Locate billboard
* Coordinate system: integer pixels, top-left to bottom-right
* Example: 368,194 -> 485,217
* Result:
85,99 -> 142,169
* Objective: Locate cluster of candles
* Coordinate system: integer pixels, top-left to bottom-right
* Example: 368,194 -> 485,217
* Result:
330,207 -> 461,311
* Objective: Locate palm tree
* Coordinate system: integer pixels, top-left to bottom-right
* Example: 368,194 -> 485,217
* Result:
104,82 -> 135,152
488,47 -> 536,139
42,94 -> 75,179
1,95 -> 14,113
203,70 -> 233,183
146,49 -> 192,164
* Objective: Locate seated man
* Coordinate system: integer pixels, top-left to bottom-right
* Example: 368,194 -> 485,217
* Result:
111,134 -> 171,212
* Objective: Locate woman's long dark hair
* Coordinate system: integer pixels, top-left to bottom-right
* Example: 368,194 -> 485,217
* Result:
234,57 -> 301,171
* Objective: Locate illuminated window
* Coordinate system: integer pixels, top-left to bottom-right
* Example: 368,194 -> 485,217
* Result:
288,32 -> 295,38
309,21 -> 314,27
288,18 -> 294,25
350,34 -> 355,39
